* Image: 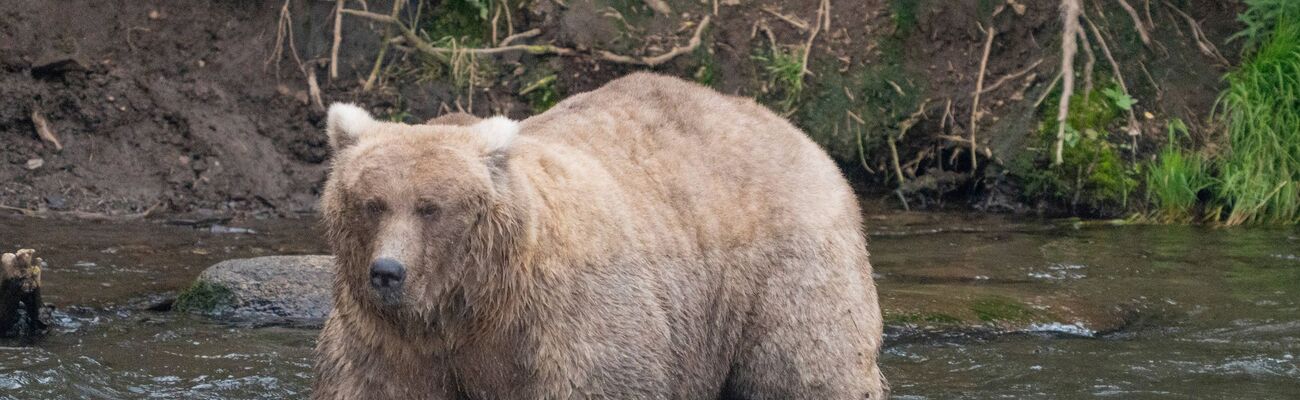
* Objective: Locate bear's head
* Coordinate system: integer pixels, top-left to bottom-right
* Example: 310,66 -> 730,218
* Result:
321,103 -> 532,327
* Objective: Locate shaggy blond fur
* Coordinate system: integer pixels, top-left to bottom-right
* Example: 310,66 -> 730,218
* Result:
314,73 -> 884,399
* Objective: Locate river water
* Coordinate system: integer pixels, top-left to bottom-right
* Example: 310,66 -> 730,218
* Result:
0,214 -> 1297,399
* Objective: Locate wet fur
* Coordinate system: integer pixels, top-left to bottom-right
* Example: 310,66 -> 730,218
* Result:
314,73 -> 885,399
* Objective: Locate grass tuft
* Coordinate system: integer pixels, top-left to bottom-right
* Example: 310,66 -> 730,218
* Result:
752,46 -> 806,113
1213,2 -> 1300,225
1145,119 -> 1213,223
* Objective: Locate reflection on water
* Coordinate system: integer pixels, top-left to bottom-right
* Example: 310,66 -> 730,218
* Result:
1,214 -> 1298,399
871,215 -> 1300,399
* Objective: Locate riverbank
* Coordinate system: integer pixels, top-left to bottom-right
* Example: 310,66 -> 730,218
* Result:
1,0 -> 1252,220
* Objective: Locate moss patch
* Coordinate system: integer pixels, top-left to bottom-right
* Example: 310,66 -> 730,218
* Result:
969,295 -> 1038,323
174,280 -> 234,314
885,311 -> 964,326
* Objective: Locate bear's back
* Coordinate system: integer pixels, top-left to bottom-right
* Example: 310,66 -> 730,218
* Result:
517,73 -> 862,253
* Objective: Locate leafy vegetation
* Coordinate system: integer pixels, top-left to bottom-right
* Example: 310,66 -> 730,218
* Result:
1211,1 -> 1300,225
520,73 -> 560,113
406,0 -> 498,91
1145,119 -> 1212,222
1017,81 -> 1137,213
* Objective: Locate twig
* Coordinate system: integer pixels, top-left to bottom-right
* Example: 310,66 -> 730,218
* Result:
503,0 -> 514,39
343,9 -> 573,58
1034,71 -> 1062,108
1084,14 -> 1139,136
895,189 -> 910,211
596,16 -> 711,66
1055,0 -> 1082,166
852,114 -> 876,175
1117,0 -> 1152,48
798,0 -> 828,78
1077,27 -> 1095,95
266,0 -> 306,79
330,0 -> 345,79
888,136 -> 906,184
898,98 -> 931,140
491,1 -> 501,44
1163,1 -> 1229,66
519,75 -> 556,95
887,99 -> 930,186
307,68 -> 325,112
761,6 -> 810,31
1144,0 -> 1154,27
344,8 -> 707,68
363,0 -> 404,91
500,28 -> 541,46
969,24 -> 996,173
980,58 -> 1043,94
30,108 -> 62,151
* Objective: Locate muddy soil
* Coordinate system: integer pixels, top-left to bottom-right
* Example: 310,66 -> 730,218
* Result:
0,0 -> 1244,217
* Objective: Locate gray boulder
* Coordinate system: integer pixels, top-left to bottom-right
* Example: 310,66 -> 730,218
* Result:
176,255 -> 334,326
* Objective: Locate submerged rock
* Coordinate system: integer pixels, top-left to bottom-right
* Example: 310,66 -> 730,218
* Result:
177,255 -> 333,326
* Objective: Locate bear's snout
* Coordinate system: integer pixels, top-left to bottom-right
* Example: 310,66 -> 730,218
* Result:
369,258 -> 406,293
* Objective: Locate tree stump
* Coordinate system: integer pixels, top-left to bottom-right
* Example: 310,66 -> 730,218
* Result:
1,249 -> 48,337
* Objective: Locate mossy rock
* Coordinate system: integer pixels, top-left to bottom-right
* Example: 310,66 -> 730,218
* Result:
174,281 -> 235,314
177,255 -> 334,326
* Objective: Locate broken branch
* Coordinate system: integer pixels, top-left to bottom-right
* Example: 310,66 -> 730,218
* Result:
30,108 -> 62,151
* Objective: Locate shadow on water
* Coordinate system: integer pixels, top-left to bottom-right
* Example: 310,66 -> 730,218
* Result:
1,213 -> 1298,398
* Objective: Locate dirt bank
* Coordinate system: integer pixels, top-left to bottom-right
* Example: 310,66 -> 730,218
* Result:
0,0 -> 1243,217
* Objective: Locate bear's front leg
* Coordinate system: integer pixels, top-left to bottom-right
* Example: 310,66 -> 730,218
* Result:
313,312 -> 456,400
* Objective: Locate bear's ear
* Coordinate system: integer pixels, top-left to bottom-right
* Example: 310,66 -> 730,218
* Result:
326,103 -> 377,152
470,116 -> 519,153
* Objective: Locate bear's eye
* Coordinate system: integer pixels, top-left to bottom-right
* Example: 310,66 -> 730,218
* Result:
416,202 -> 441,219
363,199 -> 387,216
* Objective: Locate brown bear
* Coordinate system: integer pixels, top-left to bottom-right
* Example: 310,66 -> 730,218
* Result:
313,73 -> 884,399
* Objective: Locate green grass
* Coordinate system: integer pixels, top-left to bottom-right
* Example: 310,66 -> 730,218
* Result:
1213,2 -> 1300,225
520,73 -> 560,114
752,46 -> 806,113
1145,119 -> 1213,223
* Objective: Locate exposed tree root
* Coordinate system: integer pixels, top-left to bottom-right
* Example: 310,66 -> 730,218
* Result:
969,25 -> 996,173
1083,13 -> 1140,137
1117,0 -> 1152,48
1163,1 -> 1229,66
342,8 -> 710,68
1054,0 -> 1083,166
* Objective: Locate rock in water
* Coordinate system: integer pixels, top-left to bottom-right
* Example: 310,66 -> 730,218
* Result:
176,255 -> 333,326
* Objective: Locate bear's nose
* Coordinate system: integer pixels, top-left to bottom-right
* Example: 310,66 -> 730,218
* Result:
370,258 -> 406,290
